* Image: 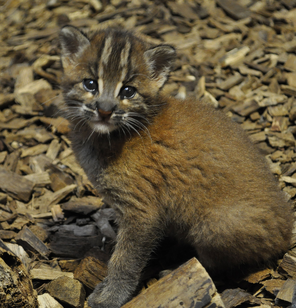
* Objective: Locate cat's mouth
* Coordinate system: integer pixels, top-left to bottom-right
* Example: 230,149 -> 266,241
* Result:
88,110 -> 117,134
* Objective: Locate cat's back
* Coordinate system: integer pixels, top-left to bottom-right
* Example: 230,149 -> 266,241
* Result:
125,95 -> 287,208
149,95 -> 265,169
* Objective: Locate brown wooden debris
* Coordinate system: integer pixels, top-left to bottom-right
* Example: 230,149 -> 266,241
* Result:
30,267 -> 74,280
74,256 -> 108,290
38,293 -> 64,308
3,150 -> 21,172
47,184 -> 77,208
0,166 -> 34,202
123,258 -> 224,308
275,278 -> 296,304
29,225 -> 48,243
232,99 -> 260,117
244,268 -> 272,284
216,0 -> 251,20
21,144 -> 49,158
59,259 -> 81,273
15,226 -> 50,258
46,276 -> 86,308
0,230 -> 17,240
24,171 -> 51,187
221,288 -> 260,308
48,165 -> 75,192
51,204 -> 64,222
262,279 -> 286,297
279,253 -> 296,278
0,241 -> 38,308
5,242 -> 32,271
1,0 -> 296,307
61,196 -> 104,215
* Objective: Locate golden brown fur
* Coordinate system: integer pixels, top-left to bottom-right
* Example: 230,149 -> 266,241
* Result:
59,26 -> 293,308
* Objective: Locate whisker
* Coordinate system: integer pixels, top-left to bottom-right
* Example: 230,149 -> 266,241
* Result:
127,112 -> 151,124
87,127 -> 96,142
119,123 -> 132,139
124,122 -> 143,140
107,131 -> 111,147
39,94 -> 61,108
74,117 -> 88,131
126,117 -> 152,143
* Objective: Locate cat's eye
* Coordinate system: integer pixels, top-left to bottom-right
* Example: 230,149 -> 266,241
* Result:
120,86 -> 136,99
83,79 -> 98,93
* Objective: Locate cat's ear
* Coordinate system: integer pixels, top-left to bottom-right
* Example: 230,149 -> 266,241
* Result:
144,45 -> 176,88
59,26 -> 90,69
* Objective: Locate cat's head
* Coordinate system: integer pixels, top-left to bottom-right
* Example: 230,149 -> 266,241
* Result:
59,26 -> 176,134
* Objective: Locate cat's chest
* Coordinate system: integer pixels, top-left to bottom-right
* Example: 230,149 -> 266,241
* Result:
72,132 -> 126,190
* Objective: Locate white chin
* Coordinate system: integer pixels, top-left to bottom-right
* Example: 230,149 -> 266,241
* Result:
89,122 -> 117,134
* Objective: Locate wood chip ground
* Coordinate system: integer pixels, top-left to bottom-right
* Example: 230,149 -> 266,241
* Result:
1,0 -> 296,307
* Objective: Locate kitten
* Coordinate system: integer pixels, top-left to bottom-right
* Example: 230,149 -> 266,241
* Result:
59,26 -> 293,308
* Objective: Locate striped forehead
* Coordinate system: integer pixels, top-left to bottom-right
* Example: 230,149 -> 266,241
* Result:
98,32 -> 131,82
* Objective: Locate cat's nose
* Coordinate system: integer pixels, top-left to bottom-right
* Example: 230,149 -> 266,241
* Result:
95,99 -> 116,114
98,109 -> 112,118
98,109 -> 112,115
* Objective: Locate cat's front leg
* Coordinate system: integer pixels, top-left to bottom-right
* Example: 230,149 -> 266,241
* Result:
88,213 -> 161,308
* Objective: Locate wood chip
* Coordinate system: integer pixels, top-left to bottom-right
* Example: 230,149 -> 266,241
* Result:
123,258 -> 224,308
221,288 -> 260,308
38,293 -> 64,308
216,0 -> 251,20
276,278 -> 296,304
74,256 -> 108,290
0,241 -> 38,307
15,226 -> 50,258
30,268 -> 74,280
46,276 -> 86,308
0,167 -> 34,202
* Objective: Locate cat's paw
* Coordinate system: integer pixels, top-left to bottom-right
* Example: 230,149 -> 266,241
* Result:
88,294 -> 120,308
87,279 -> 131,308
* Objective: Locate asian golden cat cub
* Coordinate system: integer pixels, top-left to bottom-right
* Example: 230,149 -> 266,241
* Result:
59,26 -> 293,308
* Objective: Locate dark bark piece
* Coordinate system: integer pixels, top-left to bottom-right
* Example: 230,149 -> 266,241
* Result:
123,258 -> 224,308
46,275 -> 86,308
15,226 -> 50,258
221,288 -> 260,308
49,233 -> 102,258
216,0 -> 251,20
0,167 -> 34,202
